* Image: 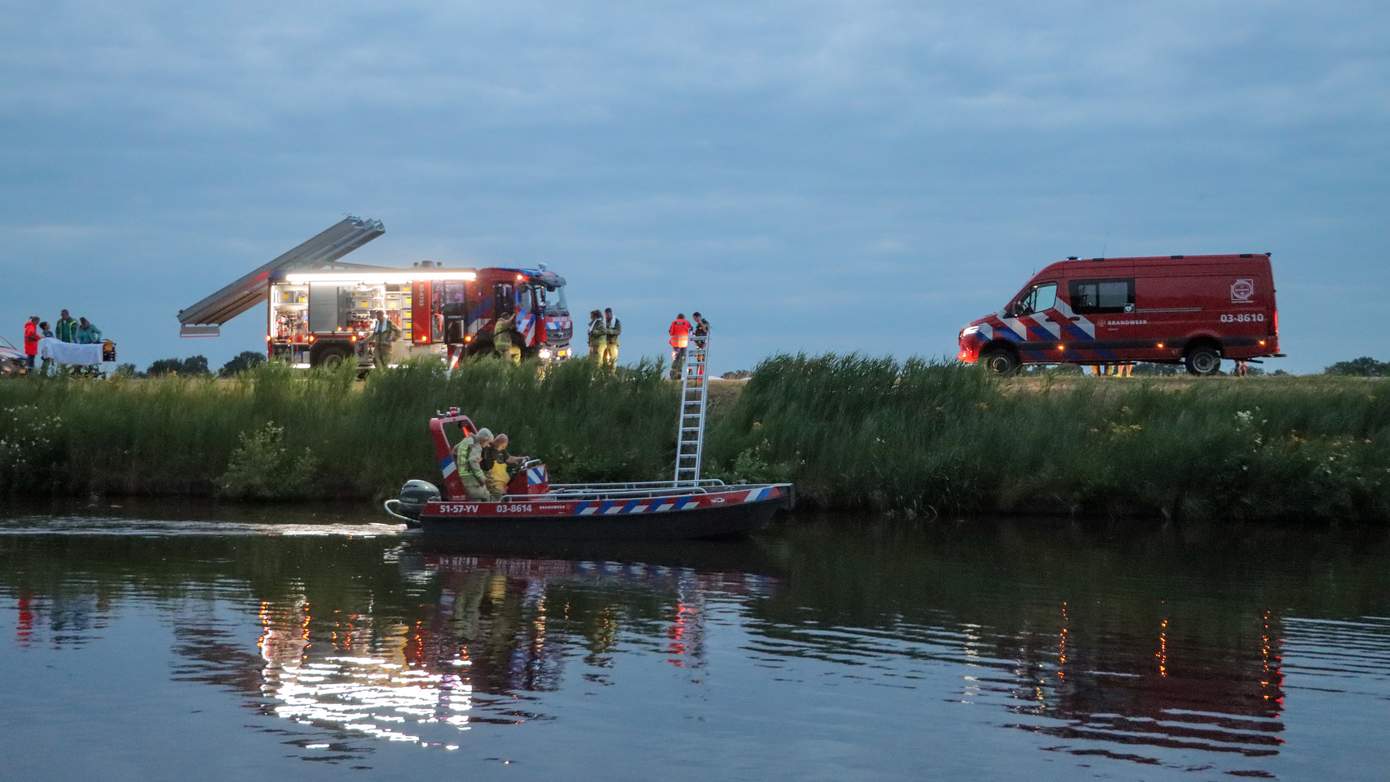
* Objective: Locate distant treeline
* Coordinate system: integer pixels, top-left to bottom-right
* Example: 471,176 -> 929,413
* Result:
1,355 -> 1387,523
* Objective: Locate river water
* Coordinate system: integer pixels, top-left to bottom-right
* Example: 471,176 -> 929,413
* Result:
1,506 -> 1387,781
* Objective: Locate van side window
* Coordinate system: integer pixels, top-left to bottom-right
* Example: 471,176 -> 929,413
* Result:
1015,282 -> 1057,316
1069,279 -> 1134,314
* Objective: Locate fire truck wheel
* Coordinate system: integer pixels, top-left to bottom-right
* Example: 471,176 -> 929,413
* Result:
1184,344 -> 1222,376
313,346 -> 351,369
981,347 -> 1019,375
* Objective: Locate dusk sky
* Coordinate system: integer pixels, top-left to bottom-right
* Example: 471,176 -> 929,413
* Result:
3,1 -> 1386,374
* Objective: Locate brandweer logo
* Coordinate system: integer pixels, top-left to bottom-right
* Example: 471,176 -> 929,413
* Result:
1230,278 -> 1256,303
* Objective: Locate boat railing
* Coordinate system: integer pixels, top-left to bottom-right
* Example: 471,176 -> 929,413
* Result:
548,479 -> 725,493
501,481 -> 730,503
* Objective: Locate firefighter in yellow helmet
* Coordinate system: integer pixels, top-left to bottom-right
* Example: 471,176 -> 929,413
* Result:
493,311 -> 521,365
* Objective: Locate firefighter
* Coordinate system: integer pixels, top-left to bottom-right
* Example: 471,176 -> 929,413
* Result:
690,311 -> 709,378
370,310 -> 401,370
602,307 -> 621,370
587,309 -> 605,360
484,433 -> 522,498
454,426 -> 494,501
668,313 -> 691,380
54,310 -> 77,343
494,311 -> 521,365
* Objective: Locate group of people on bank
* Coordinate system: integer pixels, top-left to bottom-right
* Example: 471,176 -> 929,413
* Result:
667,311 -> 710,380
453,426 -> 526,500
586,308 -> 622,369
20,309 -> 103,374
586,308 -> 709,379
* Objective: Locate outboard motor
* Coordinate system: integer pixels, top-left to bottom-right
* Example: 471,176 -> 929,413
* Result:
399,480 -> 441,514
386,479 -> 441,526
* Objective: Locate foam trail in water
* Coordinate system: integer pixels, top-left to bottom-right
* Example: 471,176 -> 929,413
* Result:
0,516 -> 405,538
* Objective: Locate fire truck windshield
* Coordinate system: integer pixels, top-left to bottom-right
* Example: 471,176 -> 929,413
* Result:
540,284 -> 568,314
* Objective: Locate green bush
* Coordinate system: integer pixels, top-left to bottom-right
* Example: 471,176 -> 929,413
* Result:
219,421 -> 318,500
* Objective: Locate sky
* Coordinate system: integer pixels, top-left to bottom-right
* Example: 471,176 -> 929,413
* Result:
2,0 -> 1387,374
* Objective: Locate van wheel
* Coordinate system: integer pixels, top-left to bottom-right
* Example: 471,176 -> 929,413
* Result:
1184,345 -> 1222,376
981,348 -> 1019,375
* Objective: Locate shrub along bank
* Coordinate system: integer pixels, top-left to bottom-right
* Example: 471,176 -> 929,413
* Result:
1,355 -> 1387,523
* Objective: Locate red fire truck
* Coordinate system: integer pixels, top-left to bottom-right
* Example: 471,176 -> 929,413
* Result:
267,264 -> 572,368
957,253 -> 1284,375
178,217 -> 574,369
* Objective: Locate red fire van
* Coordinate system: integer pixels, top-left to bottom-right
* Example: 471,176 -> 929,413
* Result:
958,254 -> 1283,375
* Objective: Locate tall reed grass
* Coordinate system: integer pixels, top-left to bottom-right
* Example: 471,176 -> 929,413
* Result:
709,354 -> 1390,523
2,354 -> 1387,523
0,359 -> 677,500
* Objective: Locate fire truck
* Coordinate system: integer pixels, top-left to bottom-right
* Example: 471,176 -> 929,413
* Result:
958,253 -> 1284,375
178,217 -> 573,368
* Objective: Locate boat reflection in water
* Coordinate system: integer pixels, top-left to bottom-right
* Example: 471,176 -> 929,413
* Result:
244,542 -> 781,755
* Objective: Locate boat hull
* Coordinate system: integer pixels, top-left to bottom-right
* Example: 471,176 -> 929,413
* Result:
411,484 -> 792,542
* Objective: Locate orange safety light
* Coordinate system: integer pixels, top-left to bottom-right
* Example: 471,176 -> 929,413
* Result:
350,335 -> 358,343
308,335 -> 317,344
1156,342 -> 1165,349
464,335 -> 473,344
1056,344 -> 1065,351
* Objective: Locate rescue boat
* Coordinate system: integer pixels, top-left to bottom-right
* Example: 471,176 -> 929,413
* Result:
383,407 -> 794,541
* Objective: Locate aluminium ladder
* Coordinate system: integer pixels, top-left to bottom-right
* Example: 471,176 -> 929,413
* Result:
674,334 -> 710,485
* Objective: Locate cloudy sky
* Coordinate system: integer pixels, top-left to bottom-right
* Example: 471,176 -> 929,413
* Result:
3,1 -> 1386,373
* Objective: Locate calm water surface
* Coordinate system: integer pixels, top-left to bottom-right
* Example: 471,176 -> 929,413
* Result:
1,505 -> 1388,781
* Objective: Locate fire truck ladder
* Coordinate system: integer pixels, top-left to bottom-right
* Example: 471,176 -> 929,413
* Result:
674,334 -> 710,485
176,215 -> 385,337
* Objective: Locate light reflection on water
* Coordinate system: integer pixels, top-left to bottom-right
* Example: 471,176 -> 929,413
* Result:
2,514 -> 1389,780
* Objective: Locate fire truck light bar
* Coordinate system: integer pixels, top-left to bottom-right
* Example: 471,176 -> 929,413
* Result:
284,271 -> 477,284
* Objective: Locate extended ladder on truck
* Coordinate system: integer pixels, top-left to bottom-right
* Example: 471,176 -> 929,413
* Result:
674,335 -> 710,485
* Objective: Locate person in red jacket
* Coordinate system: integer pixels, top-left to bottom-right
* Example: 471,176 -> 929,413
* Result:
668,313 -> 691,380
22,316 -> 40,371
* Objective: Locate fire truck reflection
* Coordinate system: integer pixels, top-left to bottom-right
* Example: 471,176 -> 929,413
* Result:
246,553 -> 776,752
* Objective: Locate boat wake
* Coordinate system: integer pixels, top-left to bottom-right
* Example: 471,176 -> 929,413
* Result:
0,516 -> 406,538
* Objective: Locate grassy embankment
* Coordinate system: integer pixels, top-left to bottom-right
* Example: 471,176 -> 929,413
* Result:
1,355 -> 1387,523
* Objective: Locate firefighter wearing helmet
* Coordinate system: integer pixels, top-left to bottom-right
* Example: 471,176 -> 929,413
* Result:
668,313 -> 691,380
455,426 -> 495,500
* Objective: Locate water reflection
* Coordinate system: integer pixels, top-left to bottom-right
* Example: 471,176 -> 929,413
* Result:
3,515 -> 1389,780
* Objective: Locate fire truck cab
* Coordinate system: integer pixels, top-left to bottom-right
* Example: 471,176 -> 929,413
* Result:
958,253 -> 1283,375
444,267 -> 573,361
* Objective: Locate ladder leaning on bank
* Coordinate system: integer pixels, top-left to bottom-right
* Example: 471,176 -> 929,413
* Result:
674,335 -> 710,485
